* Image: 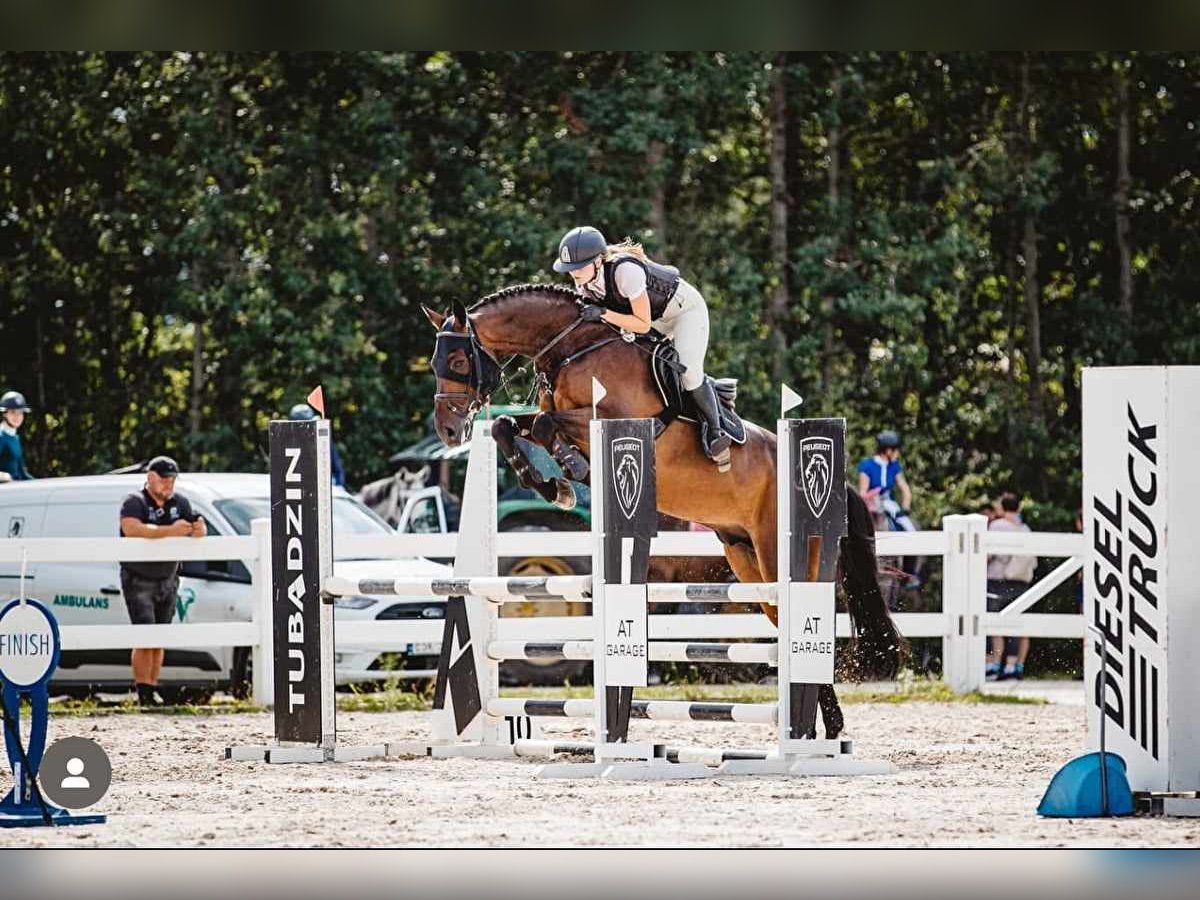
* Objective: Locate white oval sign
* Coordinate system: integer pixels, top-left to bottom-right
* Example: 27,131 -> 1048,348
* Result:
0,600 -> 58,688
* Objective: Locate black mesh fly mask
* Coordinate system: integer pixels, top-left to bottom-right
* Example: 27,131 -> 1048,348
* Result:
431,316 -> 503,420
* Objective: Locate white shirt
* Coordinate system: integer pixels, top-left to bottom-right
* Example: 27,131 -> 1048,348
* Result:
986,515 -> 1034,582
581,259 -> 647,302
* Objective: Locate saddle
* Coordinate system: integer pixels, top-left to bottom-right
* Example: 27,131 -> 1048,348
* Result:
643,335 -> 746,445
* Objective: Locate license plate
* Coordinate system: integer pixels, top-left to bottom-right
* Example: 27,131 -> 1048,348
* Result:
405,642 -> 441,656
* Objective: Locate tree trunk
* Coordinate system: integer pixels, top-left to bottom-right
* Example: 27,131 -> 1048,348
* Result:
1004,218 -> 1018,389
822,65 -> 842,392
1018,54 -> 1045,427
766,53 -> 790,385
33,305 -> 47,471
647,137 -> 668,255
189,320 -> 205,471
1114,60 -> 1134,326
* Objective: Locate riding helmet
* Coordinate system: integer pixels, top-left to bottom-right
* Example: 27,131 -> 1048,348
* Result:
0,391 -> 30,412
876,430 -> 902,450
553,226 -> 607,273
289,403 -> 318,421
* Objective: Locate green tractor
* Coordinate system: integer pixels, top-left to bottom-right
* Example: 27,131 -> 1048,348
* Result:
361,406 -> 593,685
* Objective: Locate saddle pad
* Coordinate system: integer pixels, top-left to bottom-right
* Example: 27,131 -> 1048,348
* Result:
649,341 -> 747,445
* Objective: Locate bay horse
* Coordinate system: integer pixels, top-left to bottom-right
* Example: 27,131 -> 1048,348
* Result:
423,283 -> 905,738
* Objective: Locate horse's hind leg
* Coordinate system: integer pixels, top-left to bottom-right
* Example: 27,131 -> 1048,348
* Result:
818,686 -> 844,739
746,514 -> 846,737
719,534 -> 763,586
719,532 -> 778,621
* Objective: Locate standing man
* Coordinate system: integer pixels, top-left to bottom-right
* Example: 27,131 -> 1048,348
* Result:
0,390 -> 34,481
118,455 -> 206,706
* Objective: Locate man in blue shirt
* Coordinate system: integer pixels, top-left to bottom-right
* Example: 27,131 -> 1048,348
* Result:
0,391 -> 34,481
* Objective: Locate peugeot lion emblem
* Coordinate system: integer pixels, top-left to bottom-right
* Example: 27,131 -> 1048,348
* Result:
798,436 -> 834,518
611,437 -> 644,521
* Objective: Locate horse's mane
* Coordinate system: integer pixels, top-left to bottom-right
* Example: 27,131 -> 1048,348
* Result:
470,282 -> 582,312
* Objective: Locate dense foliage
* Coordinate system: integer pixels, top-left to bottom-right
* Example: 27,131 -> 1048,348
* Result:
2,52 -> 1196,527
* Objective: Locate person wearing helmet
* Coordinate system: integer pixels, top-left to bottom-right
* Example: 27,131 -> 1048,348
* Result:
0,390 -> 34,482
289,403 -> 346,488
553,226 -> 730,467
857,430 -> 914,528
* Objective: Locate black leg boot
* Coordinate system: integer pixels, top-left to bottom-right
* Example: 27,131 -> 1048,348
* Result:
136,683 -> 159,708
688,381 -> 732,471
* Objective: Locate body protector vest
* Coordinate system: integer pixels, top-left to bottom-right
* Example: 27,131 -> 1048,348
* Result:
600,256 -> 681,319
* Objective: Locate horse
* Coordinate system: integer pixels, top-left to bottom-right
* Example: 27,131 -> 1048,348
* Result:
423,284 -> 905,738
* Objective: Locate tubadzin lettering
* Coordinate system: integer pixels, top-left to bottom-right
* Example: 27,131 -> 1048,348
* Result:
283,444 -> 308,715
1089,401 -> 1161,759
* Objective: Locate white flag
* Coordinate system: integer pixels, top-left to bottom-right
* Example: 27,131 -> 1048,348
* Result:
592,377 -> 607,418
781,383 -> 804,417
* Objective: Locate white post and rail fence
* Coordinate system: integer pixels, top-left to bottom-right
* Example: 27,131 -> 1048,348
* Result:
0,517 -> 1085,702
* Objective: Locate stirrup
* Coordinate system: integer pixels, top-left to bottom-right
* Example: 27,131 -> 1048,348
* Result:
703,432 -> 732,473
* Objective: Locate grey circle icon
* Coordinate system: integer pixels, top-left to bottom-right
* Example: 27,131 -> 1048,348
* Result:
38,736 -> 111,810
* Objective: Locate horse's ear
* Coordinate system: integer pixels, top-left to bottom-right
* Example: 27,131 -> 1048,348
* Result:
451,300 -> 468,328
422,305 -> 446,330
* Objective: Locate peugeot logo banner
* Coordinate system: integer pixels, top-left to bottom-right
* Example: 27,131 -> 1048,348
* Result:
602,419 -> 656,587
790,418 -> 848,583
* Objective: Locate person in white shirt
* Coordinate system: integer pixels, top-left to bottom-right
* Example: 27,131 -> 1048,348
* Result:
553,225 -> 730,467
985,493 -> 1037,680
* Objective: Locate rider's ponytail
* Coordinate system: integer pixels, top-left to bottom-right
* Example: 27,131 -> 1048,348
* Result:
603,238 -> 651,263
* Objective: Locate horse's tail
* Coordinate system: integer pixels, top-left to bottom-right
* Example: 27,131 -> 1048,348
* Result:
839,485 -> 909,680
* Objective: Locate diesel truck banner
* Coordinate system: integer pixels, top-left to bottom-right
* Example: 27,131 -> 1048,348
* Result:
1082,366 -> 1200,793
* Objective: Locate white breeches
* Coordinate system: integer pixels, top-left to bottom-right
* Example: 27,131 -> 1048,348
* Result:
652,279 -> 709,391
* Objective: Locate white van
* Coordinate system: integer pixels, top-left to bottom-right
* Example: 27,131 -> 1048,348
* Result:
0,473 -> 450,702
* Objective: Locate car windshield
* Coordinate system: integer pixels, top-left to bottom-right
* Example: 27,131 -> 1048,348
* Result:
215,496 -> 392,537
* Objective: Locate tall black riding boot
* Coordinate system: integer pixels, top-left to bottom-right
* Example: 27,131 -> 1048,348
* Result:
689,381 -> 732,470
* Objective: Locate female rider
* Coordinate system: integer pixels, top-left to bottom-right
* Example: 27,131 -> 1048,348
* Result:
553,225 -> 730,466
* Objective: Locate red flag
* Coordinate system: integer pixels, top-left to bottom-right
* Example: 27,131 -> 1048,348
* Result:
306,385 -> 325,418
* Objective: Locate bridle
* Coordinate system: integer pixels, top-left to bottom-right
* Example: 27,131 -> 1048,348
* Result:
431,317 -> 503,421
431,303 -> 613,418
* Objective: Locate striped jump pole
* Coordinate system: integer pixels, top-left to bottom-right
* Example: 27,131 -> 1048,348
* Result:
407,738 -> 847,771
486,640 -> 777,665
487,697 -> 778,725
323,574 -> 593,602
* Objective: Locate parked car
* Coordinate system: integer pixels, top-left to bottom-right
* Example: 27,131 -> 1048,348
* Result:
367,406 -> 592,685
0,473 -> 450,702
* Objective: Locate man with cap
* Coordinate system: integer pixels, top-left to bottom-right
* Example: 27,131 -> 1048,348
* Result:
0,390 -> 34,482
118,455 -> 206,706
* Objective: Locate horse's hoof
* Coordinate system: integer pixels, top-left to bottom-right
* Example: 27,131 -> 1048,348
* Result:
553,480 -> 577,510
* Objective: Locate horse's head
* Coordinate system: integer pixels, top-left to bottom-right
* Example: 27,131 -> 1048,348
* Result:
423,300 -> 502,447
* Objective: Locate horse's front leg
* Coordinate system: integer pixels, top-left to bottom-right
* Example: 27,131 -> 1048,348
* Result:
492,415 -> 578,510
530,411 -> 590,484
